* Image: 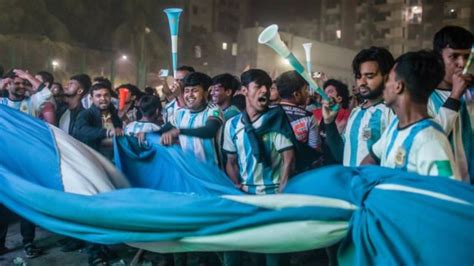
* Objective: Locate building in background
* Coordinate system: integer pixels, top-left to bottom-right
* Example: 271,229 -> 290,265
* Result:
318,0 -> 474,56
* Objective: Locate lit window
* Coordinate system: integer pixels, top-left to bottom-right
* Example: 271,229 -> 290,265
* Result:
231,43 -> 238,56
222,42 -> 228,50
336,30 -> 342,39
195,46 -> 202,58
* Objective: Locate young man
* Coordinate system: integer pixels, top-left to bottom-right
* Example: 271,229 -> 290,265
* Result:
117,83 -> 142,125
163,65 -> 195,124
223,69 -> 295,194
322,47 -> 394,166
314,79 -> 351,133
0,70 -> 50,258
276,70 -> 321,152
429,26 -> 473,182
58,74 -> 91,135
210,73 -> 241,120
125,95 -> 162,136
3,69 -> 56,124
363,50 -> 460,180
222,69 -> 295,266
74,82 -> 123,157
161,72 -> 223,166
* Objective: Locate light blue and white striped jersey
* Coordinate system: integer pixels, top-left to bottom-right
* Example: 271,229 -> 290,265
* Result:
428,89 -> 472,182
124,121 -> 161,136
163,99 -> 181,124
342,102 -> 393,166
0,89 -> 53,118
222,113 -> 294,195
372,118 -> 460,180
174,103 -> 223,165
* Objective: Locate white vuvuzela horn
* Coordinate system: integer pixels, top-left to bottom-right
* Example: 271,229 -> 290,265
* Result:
258,25 -> 331,102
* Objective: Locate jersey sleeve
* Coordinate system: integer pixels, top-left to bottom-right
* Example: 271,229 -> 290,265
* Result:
207,104 -> 224,123
273,133 -> 293,152
31,87 -> 54,114
222,119 -> 237,153
414,133 -> 461,180
428,99 -> 459,135
371,126 -> 390,161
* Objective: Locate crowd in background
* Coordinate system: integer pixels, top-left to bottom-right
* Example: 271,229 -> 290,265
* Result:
0,25 -> 473,266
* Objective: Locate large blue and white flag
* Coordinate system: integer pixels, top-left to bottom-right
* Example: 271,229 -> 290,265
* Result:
0,104 -> 473,265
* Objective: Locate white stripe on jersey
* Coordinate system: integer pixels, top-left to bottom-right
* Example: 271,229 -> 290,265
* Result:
222,113 -> 293,195
174,103 -> 223,165
124,121 -> 161,136
342,102 -> 393,166
372,118 -> 460,180
428,89 -> 472,182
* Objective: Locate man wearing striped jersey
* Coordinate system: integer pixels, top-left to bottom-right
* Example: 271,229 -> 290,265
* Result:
161,72 -> 223,166
210,73 -> 241,120
223,69 -> 295,195
429,26 -> 473,182
162,65 -> 195,124
323,47 -> 394,166
125,95 -> 162,136
363,50 -> 460,180
1,69 -> 55,124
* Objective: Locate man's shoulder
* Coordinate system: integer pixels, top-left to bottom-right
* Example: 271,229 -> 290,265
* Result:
164,99 -> 176,109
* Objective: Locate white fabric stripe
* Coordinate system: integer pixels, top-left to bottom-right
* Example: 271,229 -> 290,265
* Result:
50,126 -> 130,195
128,220 -> 348,253
375,184 -> 472,206
171,36 -> 178,53
222,194 -> 357,210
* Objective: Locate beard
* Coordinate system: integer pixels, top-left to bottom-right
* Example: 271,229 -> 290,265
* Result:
360,82 -> 384,100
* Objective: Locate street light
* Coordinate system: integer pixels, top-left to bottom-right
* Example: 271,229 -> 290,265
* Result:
121,54 -> 128,60
52,60 -> 59,71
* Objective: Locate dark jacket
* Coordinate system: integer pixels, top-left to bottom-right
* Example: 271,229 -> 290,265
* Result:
57,103 -> 84,136
73,104 -> 122,151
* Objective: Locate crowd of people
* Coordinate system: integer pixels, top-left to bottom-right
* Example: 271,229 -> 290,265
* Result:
0,25 -> 473,266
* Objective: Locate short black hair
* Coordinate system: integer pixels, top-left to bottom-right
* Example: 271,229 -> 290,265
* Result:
3,69 -> 17,79
70,74 -> 92,94
52,82 -> 63,91
36,71 -> 54,86
183,72 -> 212,91
275,70 -> 308,99
240,69 -> 272,88
211,73 -> 240,95
93,76 -> 112,90
90,82 -> 112,96
177,65 -> 196,73
394,50 -> 445,104
433,26 -> 473,54
144,86 -> 156,96
323,79 -> 350,109
352,46 -> 394,78
139,95 -> 162,116
118,83 -> 142,99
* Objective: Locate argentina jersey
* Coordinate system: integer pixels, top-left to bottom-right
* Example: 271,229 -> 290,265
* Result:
342,102 -> 393,166
428,89 -> 472,182
163,99 -> 181,124
174,103 -> 223,165
222,113 -> 293,195
371,118 -> 460,180
124,121 -> 161,136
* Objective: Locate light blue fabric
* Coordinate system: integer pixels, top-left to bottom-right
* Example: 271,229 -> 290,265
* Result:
0,104 -> 473,265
